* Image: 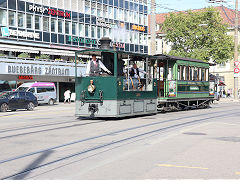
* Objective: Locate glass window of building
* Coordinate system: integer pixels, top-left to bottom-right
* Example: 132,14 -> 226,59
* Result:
0,9 -> 7,26
134,12 -> 138,24
65,21 -> 70,34
139,33 -> 143,44
103,28 -> 108,37
139,14 -> 143,25
119,9 -> 122,21
134,32 -> 138,44
144,14 -> 147,26
35,15 -> 41,30
85,1 -> 90,14
103,5 -> 108,17
43,17 -> 49,32
9,11 -> 16,27
108,7 -> 113,19
124,10 -> 128,21
129,31 -> 133,43
85,25 -> 89,37
109,28 -> 113,39
18,13 -> 24,28
58,20 -> 63,33
97,4 -> 102,17
72,22 -> 77,35
51,18 -> 57,32
91,2 -> 96,15
129,11 -> 133,23
79,24 -> 84,36
26,14 -> 33,29
114,8 -> 118,19
97,26 -> 101,39
91,26 -> 96,38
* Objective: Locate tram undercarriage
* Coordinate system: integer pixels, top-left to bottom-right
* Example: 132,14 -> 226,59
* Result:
157,98 -> 213,112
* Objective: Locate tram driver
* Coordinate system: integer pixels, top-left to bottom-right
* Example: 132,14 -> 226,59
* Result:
86,54 -> 112,76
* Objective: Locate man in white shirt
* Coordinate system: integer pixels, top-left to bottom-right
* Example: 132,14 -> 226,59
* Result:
86,54 -> 111,76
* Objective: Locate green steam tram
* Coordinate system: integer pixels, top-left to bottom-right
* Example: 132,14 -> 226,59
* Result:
75,41 -> 214,118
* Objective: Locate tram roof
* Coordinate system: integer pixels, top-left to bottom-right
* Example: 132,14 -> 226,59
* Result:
75,49 -> 156,60
154,54 -> 209,64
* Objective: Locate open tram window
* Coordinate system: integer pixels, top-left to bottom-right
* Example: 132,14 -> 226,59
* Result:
183,66 -> 186,80
201,68 -> 206,81
122,55 -> 153,92
206,68 -> 209,81
186,66 -> 190,80
193,67 -> 198,81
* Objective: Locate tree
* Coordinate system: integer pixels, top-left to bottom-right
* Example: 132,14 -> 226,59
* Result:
162,7 -> 234,63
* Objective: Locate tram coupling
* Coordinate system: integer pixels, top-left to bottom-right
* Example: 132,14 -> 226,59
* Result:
88,104 -> 99,117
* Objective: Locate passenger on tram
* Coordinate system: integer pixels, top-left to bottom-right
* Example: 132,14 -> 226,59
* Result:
85,54 -> 112,76
129,63 -> 147,89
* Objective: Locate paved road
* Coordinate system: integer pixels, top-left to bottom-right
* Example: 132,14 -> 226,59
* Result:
0,101 -> 240,179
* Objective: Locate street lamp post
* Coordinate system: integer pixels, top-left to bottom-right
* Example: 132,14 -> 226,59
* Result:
234,0 -> 239,99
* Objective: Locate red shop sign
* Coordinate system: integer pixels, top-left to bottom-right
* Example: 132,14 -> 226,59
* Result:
18,75 -> 33,80
48,9 -> 71,18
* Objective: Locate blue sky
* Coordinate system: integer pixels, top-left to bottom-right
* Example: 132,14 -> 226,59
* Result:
155,0 -> 236,13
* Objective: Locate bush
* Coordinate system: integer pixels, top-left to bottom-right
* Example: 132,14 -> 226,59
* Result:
35,54 -> 50,59
18,53 -> 30,58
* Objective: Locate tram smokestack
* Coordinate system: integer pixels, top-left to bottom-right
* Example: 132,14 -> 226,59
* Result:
99,37 -> 112,49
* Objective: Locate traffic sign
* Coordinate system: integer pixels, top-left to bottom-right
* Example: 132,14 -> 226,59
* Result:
234,68 -> 240,73
234,61 -> 240,67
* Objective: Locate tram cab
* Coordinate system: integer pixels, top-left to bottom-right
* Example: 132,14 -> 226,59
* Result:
75,49 -> 158,118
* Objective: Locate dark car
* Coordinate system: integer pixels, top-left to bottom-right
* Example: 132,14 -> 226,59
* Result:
0,91 -> 38,112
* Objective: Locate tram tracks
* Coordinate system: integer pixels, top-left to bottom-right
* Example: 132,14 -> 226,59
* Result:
1,109 -> 240,179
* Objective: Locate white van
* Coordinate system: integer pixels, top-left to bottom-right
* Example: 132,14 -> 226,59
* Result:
16,82 -> 57,105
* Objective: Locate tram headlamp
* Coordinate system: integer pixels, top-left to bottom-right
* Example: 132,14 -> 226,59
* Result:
88,80 -> 96,94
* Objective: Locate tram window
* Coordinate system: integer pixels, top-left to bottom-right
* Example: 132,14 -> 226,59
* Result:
101,52 -> 114,75
201,68 -> 205,81
168,67 -> 172,80
186,66 -> 189,80
194,67 -> 198,81
183,66 -> 186,80
206,69 -> 209,81
178,66 -> 181,80
199,68 -> 202,81
189,67 -> 193,81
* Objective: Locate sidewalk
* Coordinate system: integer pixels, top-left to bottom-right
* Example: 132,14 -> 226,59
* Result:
218,97 -> 240,102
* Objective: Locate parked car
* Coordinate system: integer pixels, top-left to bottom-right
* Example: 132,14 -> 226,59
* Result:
0,91 -> 38,112
16,82 -> 57,105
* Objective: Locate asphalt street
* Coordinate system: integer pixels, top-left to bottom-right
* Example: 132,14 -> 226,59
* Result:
0,100 -> 240,179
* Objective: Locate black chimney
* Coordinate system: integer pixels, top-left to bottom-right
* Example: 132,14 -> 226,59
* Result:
99,37 -> 112,49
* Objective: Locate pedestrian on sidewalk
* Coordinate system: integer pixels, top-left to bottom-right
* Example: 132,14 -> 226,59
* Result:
64,89 -> 71,104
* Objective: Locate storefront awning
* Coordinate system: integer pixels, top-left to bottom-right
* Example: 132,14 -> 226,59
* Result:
40,48 -> 75,56
0,44 -> 39,54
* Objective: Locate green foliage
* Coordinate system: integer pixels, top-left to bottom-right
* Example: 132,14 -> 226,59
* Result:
162,7 -> 234,63
35,54 -> 50,59
0,53 -> 6,56
17,53 -> 30,58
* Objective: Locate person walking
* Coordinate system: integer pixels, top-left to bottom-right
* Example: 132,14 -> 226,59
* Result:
64,89 -> 71,104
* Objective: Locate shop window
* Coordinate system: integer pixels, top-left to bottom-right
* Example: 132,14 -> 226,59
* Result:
85,24 -> 89,37
35,15 -> 41,30
51,18 -> 57,32
79,23 -> 84,36
0,9 -> 7,26
65,21 -> 70,34
8,0 -> 16,10
43,17 -> 49,32
0,0 -> 7,8
72,22 -> 77,35
58,20 -> 63,33
91,26 -> 96,38
9,11 -> 16,27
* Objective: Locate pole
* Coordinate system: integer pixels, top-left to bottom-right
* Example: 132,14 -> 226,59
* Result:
234,0 -> 238,99
150,0 -> 156,55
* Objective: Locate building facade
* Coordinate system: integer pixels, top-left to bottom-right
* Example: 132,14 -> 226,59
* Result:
0,0 -> 148,101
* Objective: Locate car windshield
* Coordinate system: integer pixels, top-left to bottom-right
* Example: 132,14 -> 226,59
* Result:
0,92 -> 11,98
16,87 -> 28,92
